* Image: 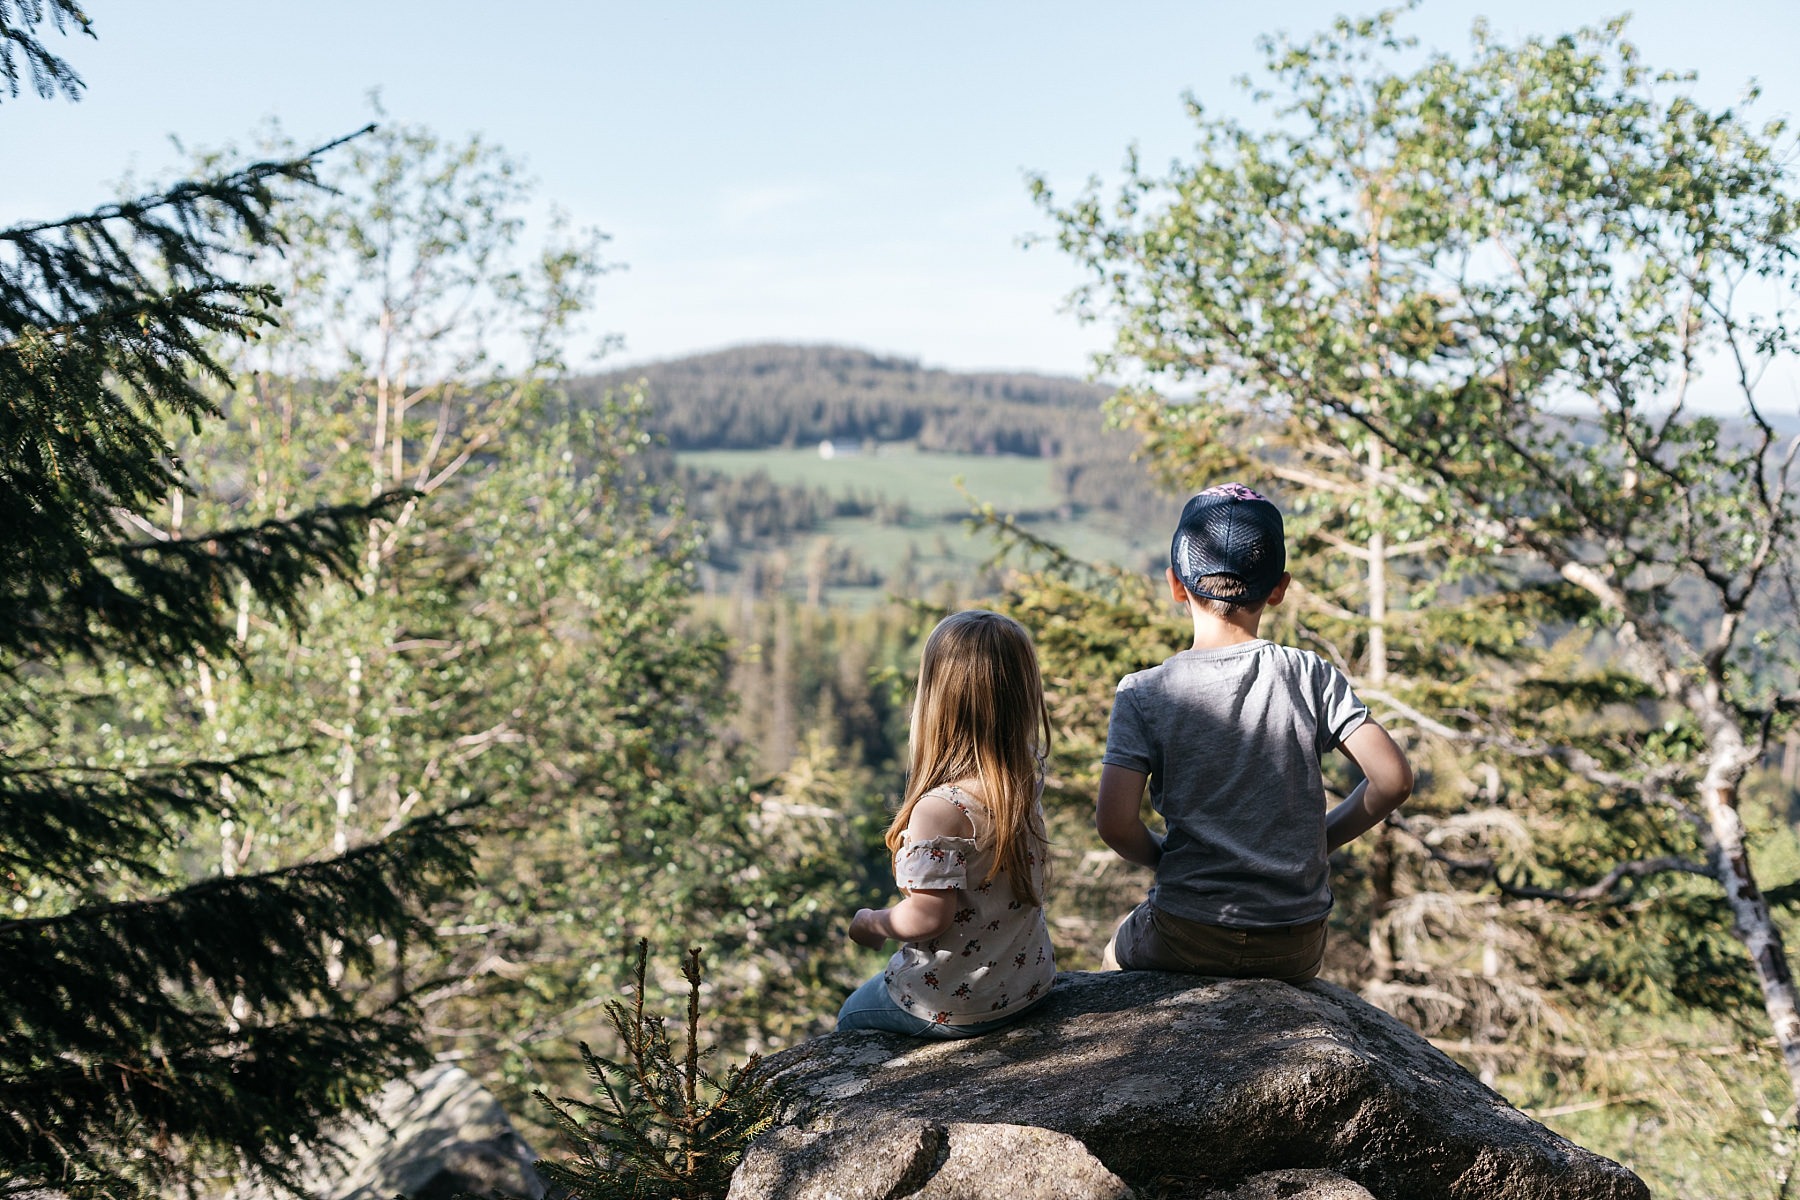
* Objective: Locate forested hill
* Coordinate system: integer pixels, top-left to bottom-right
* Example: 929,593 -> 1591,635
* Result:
577,343 -> 1112,454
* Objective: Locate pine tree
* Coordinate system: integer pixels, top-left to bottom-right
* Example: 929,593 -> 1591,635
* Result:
0,11 -> 474,1196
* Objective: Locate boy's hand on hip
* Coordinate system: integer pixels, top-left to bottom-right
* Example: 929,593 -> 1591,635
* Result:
849,908 -> 888,948
1326,720 -> 1415,851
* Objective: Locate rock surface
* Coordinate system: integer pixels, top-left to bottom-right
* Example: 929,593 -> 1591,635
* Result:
223,1064 -> 546,1200
729,1121 -> 1132,1200
728,971 -> 1648,1200
1212,1171 -> 1377,1199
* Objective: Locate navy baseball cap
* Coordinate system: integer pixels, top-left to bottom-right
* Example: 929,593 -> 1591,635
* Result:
1170,484 -> 1286,603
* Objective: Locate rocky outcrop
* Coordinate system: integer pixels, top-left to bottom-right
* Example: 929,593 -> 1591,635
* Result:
223,1064 -> 546,1200
728,971 -> 1648,1200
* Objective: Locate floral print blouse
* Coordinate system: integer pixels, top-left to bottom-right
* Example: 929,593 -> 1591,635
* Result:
883,785 -> 1056,1026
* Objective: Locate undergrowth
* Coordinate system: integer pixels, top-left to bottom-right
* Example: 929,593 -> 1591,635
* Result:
533,940 -> 777,1200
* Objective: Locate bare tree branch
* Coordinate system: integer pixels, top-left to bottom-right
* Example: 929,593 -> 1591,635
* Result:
1387,814 -> 1714,904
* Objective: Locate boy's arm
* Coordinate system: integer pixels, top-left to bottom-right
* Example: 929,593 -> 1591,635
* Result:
848,792 -> 970,948
1325,720 -> 1414,852
1096,764 -> 1163,869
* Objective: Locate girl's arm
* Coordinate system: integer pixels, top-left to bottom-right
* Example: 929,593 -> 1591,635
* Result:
849,791 -> 974,948
1096,764 -> 1163,869
850,890 -> 957,947
1325,720 -> 1414,852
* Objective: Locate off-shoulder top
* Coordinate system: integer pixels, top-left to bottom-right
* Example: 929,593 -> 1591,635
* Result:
882,784 -> 1056,1025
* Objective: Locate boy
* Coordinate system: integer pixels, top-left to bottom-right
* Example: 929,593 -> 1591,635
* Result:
1096,483 -> 1413,982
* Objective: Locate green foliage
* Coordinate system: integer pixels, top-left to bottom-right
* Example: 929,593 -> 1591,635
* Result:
1034,0 -> 1800,985
1035,8 -> 1800,685
534,941 -> 776,1200
2,814 -> 475,1190
0,129 -> 392,678
589,343 -> 1106,452
40,118 -> 883,1150
697,599 -> 914,1044
104,120 -> 775,1116
1497,1006 -> 1798,1200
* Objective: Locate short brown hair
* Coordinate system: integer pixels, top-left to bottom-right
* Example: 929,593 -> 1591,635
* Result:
1188,572 -> 1263,619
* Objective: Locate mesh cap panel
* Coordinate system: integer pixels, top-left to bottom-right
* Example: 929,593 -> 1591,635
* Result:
1170,485 -> 1286,603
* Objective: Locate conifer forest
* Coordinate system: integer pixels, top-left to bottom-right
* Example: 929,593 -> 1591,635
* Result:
4,5 -> 1800,1199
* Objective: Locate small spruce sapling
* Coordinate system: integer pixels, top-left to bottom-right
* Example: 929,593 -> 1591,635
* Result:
533,941 -> 776,1200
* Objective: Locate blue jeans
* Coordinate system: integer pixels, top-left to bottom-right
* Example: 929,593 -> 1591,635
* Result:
835,974 -> 1028,1039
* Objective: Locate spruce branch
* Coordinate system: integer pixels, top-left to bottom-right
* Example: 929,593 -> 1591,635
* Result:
0,0 -> 91,104
0,491 -> 412,671
0,803 -> 478,1058
0,1010 -> 424,1198
0,802 -> 477,1197
1359,684 -> 1702,820
0,124 -> 373,294
1490,855 -> 1717,904
0,750 -> 291,887
0,46 -> 455,1195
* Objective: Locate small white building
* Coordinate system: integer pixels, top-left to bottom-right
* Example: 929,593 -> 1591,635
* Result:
817,439 -> 863,460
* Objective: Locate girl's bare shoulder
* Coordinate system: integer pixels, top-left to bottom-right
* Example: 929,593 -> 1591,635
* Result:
908,786 -> 978,840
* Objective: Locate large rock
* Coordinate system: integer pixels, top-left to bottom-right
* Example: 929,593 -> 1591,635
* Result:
728,971 -> 1647,1200
223,1064 -> 546,1200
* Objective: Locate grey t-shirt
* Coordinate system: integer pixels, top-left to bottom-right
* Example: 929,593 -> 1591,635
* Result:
1102,639 -> 1368,928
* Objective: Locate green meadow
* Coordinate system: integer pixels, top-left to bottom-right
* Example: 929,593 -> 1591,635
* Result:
678,444 -> 1168,602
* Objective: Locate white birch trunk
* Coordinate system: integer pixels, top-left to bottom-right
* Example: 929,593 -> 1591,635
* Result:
1561,561 -> 1800,1109
1699,737 -> 1800,1113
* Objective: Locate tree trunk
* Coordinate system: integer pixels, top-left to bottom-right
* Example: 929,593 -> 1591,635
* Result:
770,603 -> 796,772
1679,646 -> 1800,1112
1701,762 -> 1800,1115
1567,566 -> 1800,1112
1365,440 -> 1388,686
1368,821 -> 1396,981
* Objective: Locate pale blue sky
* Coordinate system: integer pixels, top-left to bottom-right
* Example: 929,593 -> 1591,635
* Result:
4,2 -> 1795,380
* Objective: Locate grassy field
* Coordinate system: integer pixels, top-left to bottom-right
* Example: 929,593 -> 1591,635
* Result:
680,444 -> 1167,603
680,444 -> 1064,517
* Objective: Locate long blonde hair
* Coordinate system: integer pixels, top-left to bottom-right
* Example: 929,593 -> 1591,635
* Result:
885,610 -> 1051,905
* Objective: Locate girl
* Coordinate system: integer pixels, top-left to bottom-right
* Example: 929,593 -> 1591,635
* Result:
838,609 -> 1056,1037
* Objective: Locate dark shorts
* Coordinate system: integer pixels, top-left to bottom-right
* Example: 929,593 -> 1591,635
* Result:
1102,901 -> 1325,984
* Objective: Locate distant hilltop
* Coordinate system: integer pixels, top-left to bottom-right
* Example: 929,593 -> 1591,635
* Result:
574,343 -> 1111,454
